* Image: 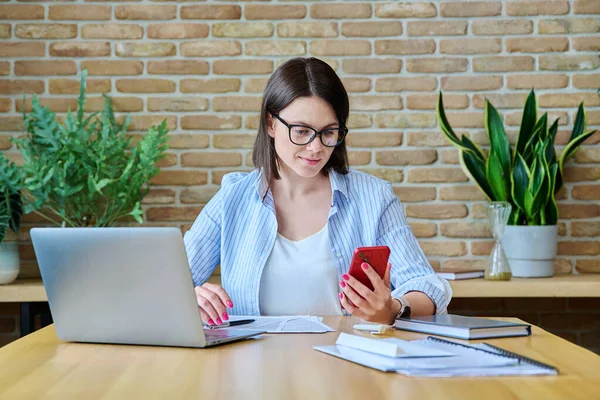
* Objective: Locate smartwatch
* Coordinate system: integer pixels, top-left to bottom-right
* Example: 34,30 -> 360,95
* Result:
394,295 -> 411,320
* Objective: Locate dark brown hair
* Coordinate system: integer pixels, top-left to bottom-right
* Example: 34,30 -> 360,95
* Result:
252,57 -> 349,183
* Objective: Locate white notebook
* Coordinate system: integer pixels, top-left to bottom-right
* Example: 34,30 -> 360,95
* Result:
314,334 -> 558,377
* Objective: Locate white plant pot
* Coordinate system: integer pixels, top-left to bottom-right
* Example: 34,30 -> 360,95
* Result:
0,242 -> 20,284
501,225 -> 558,278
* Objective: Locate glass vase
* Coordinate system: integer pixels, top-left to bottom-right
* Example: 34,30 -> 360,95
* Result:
485,201 -> 512,281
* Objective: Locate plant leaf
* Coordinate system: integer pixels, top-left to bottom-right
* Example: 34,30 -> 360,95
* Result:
436,92 -> 465,148
487,151 -> 508,201
485,99 -> 511,200
511,154 -> 530,213
461,150 -> 495,200
515,90 -> 537,158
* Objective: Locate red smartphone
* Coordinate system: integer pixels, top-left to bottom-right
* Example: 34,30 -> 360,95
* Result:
348,246 -> 391,291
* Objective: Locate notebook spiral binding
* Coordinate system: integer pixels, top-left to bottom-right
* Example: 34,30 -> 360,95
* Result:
426,336 -> 559,373
481,343 -> 559,373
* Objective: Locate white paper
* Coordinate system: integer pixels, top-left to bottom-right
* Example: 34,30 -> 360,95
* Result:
226,315 -> 334,333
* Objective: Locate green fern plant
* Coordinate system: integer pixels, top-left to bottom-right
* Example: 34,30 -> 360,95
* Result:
13,69 -> 170,227
0,153 -> 23,244
437,90 -> 596,226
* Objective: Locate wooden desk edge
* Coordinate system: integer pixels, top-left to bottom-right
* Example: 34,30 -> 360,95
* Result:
1,275 -> 600,302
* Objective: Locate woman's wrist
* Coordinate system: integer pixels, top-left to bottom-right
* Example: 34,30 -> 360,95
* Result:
387,298 -> 402,325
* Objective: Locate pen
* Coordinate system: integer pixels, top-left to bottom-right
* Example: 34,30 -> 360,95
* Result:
205,319 -> 256,329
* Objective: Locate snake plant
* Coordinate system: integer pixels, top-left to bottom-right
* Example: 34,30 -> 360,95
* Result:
437,90 -> 596,226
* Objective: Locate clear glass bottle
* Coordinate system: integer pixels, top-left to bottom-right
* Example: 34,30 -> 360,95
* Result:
485,201 -> 512,281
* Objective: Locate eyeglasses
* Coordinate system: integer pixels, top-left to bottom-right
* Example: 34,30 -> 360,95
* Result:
272,114 -> 347,148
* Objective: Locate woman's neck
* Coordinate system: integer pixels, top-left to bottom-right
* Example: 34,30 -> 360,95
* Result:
271,163 -> 329,201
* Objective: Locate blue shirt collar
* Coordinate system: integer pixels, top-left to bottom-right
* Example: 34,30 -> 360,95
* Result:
255,168 -> 348,204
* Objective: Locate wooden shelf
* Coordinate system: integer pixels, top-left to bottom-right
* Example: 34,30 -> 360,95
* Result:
0,279 -> 48,302
1,274 -> 599,302
449,274 -> 600,298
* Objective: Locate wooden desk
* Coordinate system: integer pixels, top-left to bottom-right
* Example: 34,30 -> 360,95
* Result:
0,317 -> 599,399
3,275 -> 600,303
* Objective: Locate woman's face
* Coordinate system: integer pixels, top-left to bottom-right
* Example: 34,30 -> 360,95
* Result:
267,96 -> 339,179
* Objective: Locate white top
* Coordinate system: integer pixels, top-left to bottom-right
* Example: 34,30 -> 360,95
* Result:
259,224 -> 344,316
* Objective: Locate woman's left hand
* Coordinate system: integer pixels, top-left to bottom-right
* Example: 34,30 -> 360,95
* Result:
339,262 -> 399,325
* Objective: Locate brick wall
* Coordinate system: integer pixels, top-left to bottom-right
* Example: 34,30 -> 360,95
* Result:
1,0 -> 599,348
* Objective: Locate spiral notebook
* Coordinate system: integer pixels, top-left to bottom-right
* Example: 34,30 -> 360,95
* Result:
397,336 -> 559,377
315,334 -> 558,377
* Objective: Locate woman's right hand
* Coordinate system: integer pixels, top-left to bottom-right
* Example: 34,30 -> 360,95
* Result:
194,283 -> 234,326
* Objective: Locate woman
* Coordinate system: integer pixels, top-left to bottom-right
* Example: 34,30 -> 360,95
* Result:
184,57 -> 452,326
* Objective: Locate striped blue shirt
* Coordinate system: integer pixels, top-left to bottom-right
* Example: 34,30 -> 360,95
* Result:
183,168 -> 452,316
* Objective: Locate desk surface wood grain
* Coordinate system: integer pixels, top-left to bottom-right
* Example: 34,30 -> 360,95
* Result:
0,317 -> 599,400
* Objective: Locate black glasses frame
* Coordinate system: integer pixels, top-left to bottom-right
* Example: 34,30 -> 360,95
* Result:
272,114 -> 348,148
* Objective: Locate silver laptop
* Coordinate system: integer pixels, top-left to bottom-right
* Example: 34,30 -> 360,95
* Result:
30,227 -> 265,348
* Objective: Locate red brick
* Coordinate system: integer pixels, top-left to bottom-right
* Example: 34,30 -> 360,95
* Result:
572,222 -> 600,237
148,23 -> 209,39
0,80 -> 44,95
507,74 -> 569,89
375,76 -> 437,92
574,0 -> 600,14
393,187 -> 436,202
556,203 -> 600,219
181,115 -> 241,130
142,189 -> 176,205
150,171 -> 208,186
375,39 -> 435,55
441,76 -> 502,91
146,207 -> 203,222
245,5 -> 306,20
407,168 -> 468,183
181,78 -> 240,93
0,42 -> 45,57
376,150 -> 436,165
576,259 -> 600,273
181,5 -> 241,20
440,2 -> 501,17
406,58 -> 468,73
420,241 -> 467,257
405,204 -> 468,219
15,60 -> 76,76
49,5 -> 111,21
345,132 -> 403,148
507,1 -> 570,16
148,60 -> 209,75
0,5 -> 44,20
407,21 -> 467,36
374,2 -> 437,18
344,59 -> 403,74
115,5 -> 176,20
358,169 -> 403,183
310,3 -> 371,19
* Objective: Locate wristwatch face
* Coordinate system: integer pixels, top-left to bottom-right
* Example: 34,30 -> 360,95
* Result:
396,297 -> 411,319
400,305 -> 411,319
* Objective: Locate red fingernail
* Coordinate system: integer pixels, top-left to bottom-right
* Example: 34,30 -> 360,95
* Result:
339,293 -> 343,299
222,312 -> 229,321
340,281 -> 346,288
208,319 -> 214,325
216,318 -> 223,325
226,301 -> 234,308
342,274 -> 350,280
361,262 -> 368,270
